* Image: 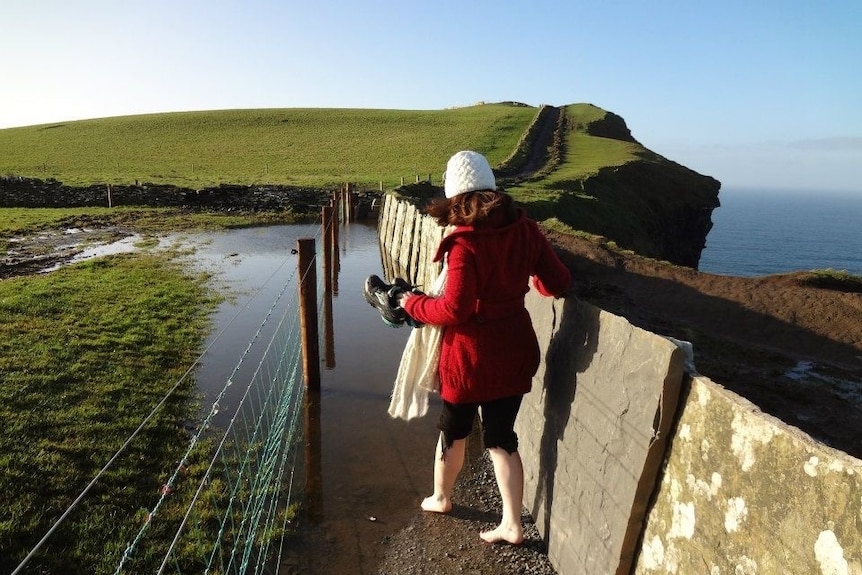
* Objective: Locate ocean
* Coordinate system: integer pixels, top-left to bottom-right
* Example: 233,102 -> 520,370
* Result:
698,188 -> 862,277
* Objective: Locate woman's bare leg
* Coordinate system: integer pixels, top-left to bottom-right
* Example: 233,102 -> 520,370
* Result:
421,433 -> 465,513
480,447 -> 525,544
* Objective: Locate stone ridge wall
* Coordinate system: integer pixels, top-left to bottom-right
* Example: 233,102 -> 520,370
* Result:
378,196 -> 862,575
0,175 -> 347,215
633,375 -> 862,575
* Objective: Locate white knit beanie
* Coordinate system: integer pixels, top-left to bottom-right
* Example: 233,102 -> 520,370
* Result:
443,150 -> 496,199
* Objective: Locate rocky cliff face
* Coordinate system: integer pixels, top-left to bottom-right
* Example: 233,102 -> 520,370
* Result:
581,159 -> 721,268
584,110 -> 640,144
541,106 -> 720,269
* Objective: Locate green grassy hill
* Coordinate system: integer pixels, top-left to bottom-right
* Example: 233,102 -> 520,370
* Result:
0,105 -> 537,188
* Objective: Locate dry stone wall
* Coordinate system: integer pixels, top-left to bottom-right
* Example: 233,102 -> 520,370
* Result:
519,291 -> 685,575
0,175 -> 383,218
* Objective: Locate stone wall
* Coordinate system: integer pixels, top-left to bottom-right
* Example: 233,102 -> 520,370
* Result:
378,195 -> 862,575
0,175 -> 381,219
633,375 -> 862,575
519,291 -> 685,575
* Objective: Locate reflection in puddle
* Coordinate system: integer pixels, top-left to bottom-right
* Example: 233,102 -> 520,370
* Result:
180,222 -> 439,574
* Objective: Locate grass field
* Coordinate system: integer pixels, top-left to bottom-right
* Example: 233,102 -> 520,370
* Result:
0,104 -> 538,188
0,251 -> 222,573
0,210 -> 311,572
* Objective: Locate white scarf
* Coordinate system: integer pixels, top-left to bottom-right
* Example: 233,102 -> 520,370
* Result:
387,262 -> 447,420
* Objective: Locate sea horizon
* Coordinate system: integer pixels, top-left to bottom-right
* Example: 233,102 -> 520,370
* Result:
698,186 -> 862,277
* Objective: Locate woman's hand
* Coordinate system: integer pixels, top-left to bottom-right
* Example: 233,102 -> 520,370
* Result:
398,291 -> 414,307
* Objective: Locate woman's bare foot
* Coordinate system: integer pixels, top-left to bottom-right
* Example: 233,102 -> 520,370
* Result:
421,494 -> 452,513
479,524 -> 524,545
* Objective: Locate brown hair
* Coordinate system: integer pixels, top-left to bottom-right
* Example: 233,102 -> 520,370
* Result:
426,190 -> 516,227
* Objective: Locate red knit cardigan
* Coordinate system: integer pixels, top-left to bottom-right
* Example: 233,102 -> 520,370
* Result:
403,210 -> 571,404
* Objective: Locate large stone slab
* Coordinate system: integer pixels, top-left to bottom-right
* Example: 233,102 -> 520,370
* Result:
518,292 -> 685,575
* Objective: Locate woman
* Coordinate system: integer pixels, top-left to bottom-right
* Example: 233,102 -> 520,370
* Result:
399,150 -> 571,544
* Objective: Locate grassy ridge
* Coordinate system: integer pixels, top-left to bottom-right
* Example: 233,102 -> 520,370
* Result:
508,103 -> 641,203
0,105 -> 537,188
0,102 -> 680,228
506,104 -> 721,265
491,103 -> 647,243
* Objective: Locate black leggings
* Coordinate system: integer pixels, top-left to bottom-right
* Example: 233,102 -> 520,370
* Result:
437,394 -> 523,455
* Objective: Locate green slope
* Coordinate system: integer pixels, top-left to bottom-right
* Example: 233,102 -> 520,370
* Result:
0,105 -> 537,188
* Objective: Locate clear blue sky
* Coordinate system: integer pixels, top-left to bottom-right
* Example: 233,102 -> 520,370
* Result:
2,0 -> 860,192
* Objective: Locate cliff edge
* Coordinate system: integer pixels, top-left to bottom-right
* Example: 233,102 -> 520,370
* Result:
400,103 -> 721,269
518,104 -> 721,269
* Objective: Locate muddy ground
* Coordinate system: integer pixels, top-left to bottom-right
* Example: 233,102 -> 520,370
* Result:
0,226 -> 135,278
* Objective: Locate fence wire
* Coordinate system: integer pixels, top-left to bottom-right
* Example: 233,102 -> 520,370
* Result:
12,220 -> 329,575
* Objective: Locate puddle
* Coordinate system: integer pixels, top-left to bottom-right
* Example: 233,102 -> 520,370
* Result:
785,360 -> 862,403
3,227 -> 141,277
5,222 -> 440,572
39,233 -> 143,272
179,223 -> 438,573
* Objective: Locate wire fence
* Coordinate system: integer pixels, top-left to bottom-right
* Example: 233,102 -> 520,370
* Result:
11,217 -> 331,575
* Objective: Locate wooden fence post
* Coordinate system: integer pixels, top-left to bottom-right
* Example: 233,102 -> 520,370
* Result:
322,206 -> 333,296
297,238 -> 320,390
